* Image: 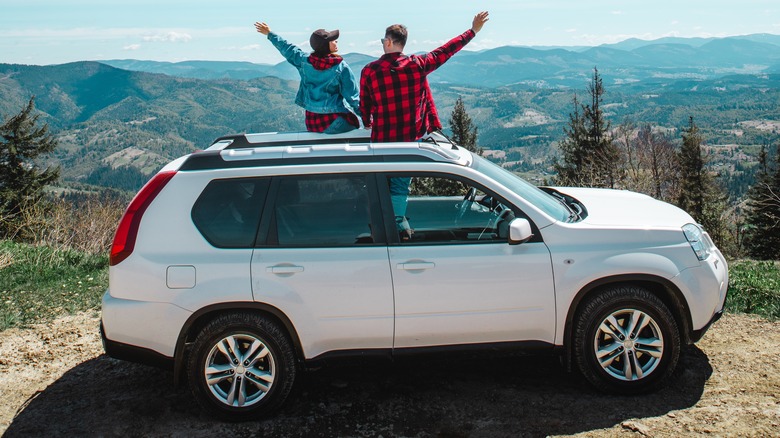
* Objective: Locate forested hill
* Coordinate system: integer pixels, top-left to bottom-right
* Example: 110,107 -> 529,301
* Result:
0,61 -> 303,184
1,34 -> 779,196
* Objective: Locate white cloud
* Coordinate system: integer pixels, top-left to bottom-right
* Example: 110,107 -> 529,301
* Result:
142,31 -> 192,43
240,44 -> 263,51
611,11 -> 623,15
123,44 -> 141,51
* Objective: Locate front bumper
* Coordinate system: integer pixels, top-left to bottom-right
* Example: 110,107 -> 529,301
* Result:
689,306 -> 724,343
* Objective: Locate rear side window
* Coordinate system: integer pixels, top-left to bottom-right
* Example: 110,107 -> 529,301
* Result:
273,175 -> 374,246
192,178 -> 270,247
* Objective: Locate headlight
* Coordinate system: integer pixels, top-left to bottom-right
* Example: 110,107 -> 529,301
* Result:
682,223 -> 713,261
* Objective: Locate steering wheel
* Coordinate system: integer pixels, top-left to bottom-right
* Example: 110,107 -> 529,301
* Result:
494,206 -> 513,223
456,187 -> 477,224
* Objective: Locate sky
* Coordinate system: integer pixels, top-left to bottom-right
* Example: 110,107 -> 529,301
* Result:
2,0 -> 779,66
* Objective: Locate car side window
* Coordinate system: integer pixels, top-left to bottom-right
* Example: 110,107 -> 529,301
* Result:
386,175 -> 516,244
273,174 -> 374,246
191,178 -> 270,248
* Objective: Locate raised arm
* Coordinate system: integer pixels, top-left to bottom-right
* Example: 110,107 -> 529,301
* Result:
254,21 -> 307,68
416,11 -> 489,74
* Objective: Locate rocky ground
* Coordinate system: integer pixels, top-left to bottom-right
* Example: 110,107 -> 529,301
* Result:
1,311 -> 778,437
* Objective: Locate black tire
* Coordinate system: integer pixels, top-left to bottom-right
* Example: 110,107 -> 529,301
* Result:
573,285 -> 680,394
187,312 -> 296,420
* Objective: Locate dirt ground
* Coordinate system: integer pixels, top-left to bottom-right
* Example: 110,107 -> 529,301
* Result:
1,311 -> 778,437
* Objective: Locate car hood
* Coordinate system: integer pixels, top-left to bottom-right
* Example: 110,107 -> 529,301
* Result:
553,187 -> 695,228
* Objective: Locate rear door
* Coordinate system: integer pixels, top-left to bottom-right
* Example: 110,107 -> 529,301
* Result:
250,174 -> 394,358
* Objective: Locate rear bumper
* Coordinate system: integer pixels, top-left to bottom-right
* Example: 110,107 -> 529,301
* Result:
101,321 -> 174,370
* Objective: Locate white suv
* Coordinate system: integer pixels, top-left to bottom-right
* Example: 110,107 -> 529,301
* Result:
101,130 -> 728,420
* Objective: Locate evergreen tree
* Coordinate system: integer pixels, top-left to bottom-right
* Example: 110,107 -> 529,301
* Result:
677,117 -> 706,219
448,96 -> 481,154
675,116 -> 731,250
744,144 -> 780,259
554,95 -> 587,186
412,97 -> 481,196
0,97 -> 60,238
554,68 -> 619,188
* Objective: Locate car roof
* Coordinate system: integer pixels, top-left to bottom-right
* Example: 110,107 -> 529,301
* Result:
178,131 -> 473,172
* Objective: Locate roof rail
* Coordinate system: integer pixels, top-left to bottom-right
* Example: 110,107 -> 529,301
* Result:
208,130 -> 454,151
210,130 -> 371,150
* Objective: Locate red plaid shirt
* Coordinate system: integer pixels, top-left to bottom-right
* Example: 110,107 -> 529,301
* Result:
305,111 -> 360,132
360,29 -> 475,142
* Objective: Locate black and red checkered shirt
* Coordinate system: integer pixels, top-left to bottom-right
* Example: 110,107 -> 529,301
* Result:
359,29 -> 475,142
304,111 -> 360,133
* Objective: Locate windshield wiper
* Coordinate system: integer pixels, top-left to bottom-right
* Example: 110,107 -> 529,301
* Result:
550,191 -> 580,222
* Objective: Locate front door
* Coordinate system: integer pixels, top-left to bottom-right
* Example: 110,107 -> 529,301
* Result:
382,174 -> 556,348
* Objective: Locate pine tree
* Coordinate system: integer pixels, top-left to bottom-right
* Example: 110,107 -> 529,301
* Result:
0,97 -> 60,238
554,95 -> 587,186
448,96 -> 481,154
412,97 -> 481,196
677,117 -> 706,219
675,116 -> 731,250
554,68 -> 619,188
744,144 -> 780,259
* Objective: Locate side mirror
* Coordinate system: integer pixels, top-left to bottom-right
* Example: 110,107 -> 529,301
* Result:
508,218 -> 533,245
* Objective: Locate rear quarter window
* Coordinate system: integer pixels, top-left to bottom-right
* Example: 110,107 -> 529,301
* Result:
191,178 -> 270,247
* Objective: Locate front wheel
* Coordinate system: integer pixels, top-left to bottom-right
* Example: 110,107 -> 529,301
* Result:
187,313 -> 296,420
573,285 -> 680,394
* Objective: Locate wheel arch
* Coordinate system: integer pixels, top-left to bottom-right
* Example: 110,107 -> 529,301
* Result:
172,302 -> 303,385
562,274 -> 693,369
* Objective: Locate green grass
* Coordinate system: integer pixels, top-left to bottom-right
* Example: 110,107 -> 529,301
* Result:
726,259 -> 780,320
0,240 -> 108,330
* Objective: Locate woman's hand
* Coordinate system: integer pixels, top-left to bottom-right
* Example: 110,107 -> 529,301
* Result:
254,22 -> 271,35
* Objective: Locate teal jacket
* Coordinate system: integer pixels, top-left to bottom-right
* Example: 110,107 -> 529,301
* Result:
267,32 -> 360,117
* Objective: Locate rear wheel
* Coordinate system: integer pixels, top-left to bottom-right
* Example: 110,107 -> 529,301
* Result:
574,285 -> 680,393
187,312 -> 296,420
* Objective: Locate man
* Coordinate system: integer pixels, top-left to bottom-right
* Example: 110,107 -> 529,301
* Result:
359,11 -> 489,142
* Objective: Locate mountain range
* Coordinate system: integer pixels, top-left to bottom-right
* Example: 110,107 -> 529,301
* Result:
100,34 -> 780,88
1,33 -> 779,193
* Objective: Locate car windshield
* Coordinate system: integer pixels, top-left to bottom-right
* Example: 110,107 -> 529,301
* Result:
470,154 -> 570,222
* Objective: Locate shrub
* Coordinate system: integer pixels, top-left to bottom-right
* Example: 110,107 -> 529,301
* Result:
727,260 -> 780,320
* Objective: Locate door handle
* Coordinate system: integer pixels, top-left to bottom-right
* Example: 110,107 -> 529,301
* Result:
267,265 -> 304,274
397,262 -> 435,271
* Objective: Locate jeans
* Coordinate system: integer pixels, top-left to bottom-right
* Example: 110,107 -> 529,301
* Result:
323,116 -> 358,134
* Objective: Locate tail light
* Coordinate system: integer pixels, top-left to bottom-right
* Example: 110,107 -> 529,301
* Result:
110,171 -> 177,266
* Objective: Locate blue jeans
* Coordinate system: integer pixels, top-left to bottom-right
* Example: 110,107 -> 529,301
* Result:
323,116 -> 358,134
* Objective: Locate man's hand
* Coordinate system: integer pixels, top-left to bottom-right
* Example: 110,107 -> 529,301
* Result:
471,11 -> 489,33
254,22 -> 271,35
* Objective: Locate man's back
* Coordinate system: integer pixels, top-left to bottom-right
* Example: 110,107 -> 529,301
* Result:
361,53 -> 430,142
360,29 -> 477,142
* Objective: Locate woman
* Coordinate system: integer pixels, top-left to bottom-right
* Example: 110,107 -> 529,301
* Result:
255,22 -> 361,134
